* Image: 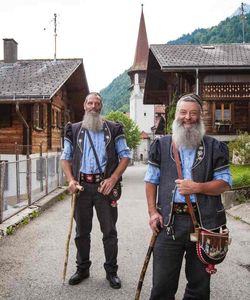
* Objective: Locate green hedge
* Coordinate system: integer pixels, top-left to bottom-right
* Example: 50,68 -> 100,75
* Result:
230,164 -> 250,188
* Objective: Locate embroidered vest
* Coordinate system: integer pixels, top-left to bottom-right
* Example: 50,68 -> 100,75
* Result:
150,135 -> 229,230
64,120 -> 125,181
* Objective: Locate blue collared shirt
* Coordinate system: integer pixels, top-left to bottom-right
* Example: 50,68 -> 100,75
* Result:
144,146 -> 232,203
60,130 -> 131,174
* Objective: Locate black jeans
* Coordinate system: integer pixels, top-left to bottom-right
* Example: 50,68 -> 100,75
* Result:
74,182 -> 118,274
150,214 -> 210,300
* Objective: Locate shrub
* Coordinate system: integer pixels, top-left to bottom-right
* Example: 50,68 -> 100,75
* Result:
228,132 -> 250,164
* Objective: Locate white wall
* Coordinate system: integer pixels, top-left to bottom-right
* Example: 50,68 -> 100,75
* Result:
136,138 -> 151,162
129,73 -> 154,133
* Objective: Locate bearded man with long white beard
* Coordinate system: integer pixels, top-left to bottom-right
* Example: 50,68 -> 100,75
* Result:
144,93 -> 232,300
61,92 -> 131,288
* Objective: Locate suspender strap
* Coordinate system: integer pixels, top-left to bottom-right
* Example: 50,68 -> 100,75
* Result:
85,129 -> 104,177
172,142 -> 199,228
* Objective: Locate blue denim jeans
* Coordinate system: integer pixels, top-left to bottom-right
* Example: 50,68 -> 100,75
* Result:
150,214 -> 210,300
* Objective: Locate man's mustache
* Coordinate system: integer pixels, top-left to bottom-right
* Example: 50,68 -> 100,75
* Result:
88,109 -> 100,114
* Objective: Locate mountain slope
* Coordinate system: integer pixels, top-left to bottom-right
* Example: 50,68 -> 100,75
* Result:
168,12 -> 250,44
100,69 -> 131,115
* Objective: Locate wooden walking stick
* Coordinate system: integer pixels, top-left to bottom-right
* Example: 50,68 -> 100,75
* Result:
62,184 -> 84,284
134,234 -> 157,300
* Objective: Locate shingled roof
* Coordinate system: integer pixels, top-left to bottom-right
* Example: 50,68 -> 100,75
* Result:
150,44 -> 250,69
0,59 -> 85,101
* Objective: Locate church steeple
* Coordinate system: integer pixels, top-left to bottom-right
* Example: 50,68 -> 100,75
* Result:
128,4 -> 155,163
130,4 -> 149,72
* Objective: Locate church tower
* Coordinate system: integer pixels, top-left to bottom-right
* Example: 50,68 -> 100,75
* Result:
128,4 -> 154,161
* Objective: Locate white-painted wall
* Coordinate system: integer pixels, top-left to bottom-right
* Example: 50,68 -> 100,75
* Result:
136,138 -> 151,162
129,73 -> 154,133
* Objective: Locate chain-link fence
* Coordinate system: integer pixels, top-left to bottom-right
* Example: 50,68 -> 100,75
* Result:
0,151 -> 64,223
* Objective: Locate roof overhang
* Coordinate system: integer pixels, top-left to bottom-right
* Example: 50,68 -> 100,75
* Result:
161,66 -> 250,72
0,95 -> 51,104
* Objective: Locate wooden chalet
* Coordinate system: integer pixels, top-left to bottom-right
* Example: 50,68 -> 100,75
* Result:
0,39 -> 89,154
144,44 -> 250,139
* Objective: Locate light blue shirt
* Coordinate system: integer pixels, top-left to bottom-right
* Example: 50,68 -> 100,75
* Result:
144,146 -> 232,203
61,130 -> 131,174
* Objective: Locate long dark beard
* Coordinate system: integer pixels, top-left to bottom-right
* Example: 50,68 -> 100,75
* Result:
82,111 -> 103,131
172,118 -> 205,148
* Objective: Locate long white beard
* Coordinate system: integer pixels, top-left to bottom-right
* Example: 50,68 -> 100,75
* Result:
172,119 -> 205,148
82,111 -> 103,131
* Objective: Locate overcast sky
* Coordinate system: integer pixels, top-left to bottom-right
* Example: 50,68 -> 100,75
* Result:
0,0 -> 248,91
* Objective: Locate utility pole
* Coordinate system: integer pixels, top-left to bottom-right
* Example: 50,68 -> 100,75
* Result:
54,13 -> 57,61
240,3 -> 246,43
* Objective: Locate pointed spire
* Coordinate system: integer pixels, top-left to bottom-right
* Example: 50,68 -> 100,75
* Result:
130,4 -> 149,71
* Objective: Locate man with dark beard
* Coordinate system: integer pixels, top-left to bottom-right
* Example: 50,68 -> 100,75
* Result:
144,93 -> 232,300
61,92 -> 130,288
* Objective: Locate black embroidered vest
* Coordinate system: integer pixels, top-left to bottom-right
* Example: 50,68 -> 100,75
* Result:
64,120 -> 125,182
148,135 -> 229,230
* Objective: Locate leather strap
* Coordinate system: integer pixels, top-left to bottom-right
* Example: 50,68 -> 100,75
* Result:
85,129 -> 104,179
172,142 -> 199,228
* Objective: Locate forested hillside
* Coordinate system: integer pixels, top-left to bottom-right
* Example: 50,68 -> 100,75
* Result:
100,69 -> 131,115
100,11 -> 250,114
168,12 -> 250,44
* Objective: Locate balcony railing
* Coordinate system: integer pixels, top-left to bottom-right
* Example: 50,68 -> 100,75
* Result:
202,82 -> 250,100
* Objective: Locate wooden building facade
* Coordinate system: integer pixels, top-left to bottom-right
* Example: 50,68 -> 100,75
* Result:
144,44 -> 250,138
0,39 -> 89,155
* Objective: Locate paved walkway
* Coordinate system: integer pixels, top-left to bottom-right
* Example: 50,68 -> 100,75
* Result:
227,202 -> 250,225
0,164 -> 250,299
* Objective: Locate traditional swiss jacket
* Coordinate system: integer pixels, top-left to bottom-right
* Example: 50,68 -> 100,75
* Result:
148,135 -> 230,230
64,120 -> 125,181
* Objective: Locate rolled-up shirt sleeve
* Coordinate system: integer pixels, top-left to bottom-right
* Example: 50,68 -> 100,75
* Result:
115,136 -> 131,159
144,138 -> 161,184
60,139 -> 73,161
144,164 -> 160,185
213,167 -> 232,187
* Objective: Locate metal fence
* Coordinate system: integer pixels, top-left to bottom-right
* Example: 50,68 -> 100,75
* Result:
0,152 -> 64,223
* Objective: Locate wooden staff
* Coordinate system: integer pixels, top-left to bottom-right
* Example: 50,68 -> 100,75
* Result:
62,184 -> 84,284
134,234 -> 157,300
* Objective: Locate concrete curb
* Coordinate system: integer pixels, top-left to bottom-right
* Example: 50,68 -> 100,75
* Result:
222,189 -> 250,225
0,186 -> 68,239
226,202 -> 250,226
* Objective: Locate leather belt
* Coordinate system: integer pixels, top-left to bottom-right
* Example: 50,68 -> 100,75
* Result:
173,202 -> 198,215
80,172 -> 104,184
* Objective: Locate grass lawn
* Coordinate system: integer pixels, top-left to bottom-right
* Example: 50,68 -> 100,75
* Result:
230,164 -> 250,188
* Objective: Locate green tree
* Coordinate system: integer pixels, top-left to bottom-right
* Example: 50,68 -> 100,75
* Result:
105,111 -> 141,150
165,93 -> 177,134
